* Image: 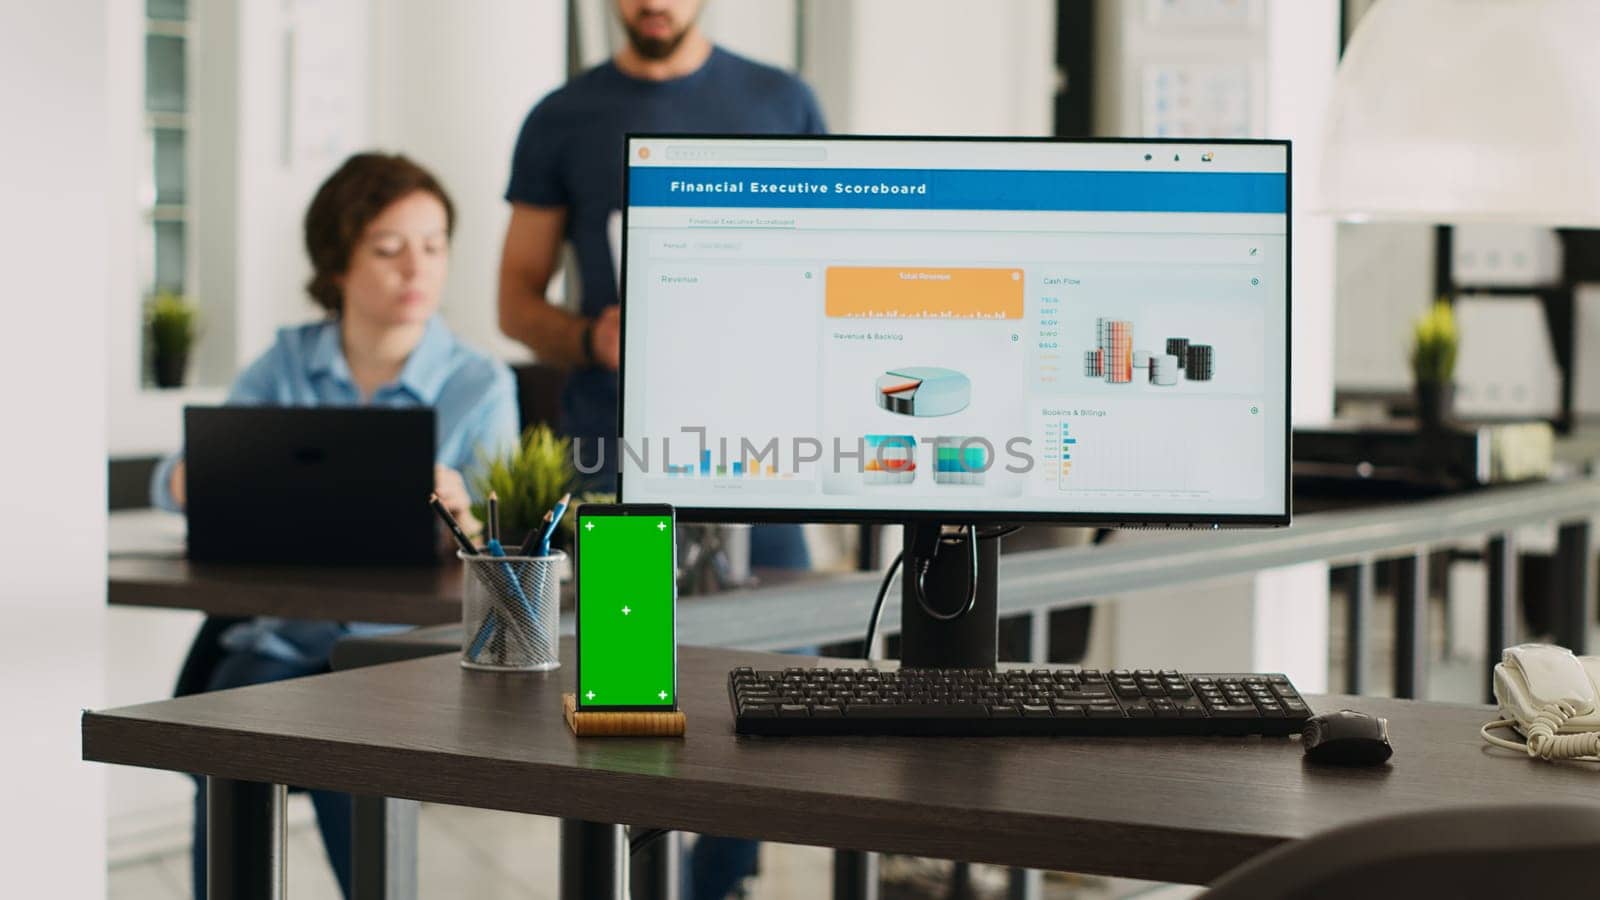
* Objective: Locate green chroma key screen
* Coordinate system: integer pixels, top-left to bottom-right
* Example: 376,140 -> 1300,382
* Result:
576,506 -> 677,709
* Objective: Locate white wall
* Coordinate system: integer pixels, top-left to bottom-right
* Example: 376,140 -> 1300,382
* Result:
0,1 -> 111,896
701,0 -> 797,70
803,0 -> 1056,136
1335,222 -> 1435,392
233,0 -> 374,367
370,0 -> 567,363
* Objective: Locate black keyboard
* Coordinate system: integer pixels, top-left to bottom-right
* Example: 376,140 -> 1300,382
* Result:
729,666 -> 1313,737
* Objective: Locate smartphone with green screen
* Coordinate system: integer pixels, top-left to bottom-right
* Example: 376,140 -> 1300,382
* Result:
575,503 -> 677,711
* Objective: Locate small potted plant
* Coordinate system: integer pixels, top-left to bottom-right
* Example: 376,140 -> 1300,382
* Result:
1410,300 -> 1458,430
471,424 -> 578,551
148,290 -> 198,388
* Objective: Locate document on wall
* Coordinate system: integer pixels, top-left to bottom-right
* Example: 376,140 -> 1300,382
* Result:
1142,63 -> 1260,139
1143,0 -> 1261,27
284,0 -> 365,167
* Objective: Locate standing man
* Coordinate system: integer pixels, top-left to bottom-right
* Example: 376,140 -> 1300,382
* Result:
498,0 -> 824,492
497,3 -> 824,898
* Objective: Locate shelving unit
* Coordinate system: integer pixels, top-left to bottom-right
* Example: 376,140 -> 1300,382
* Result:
140,0 -> 193,387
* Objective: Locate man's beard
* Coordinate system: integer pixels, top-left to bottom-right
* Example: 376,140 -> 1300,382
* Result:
624,18 -> 689,60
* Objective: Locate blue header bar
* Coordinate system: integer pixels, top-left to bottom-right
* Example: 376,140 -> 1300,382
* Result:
629,166 -> 1286,214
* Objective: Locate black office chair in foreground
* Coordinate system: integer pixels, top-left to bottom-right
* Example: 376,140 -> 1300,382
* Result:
1204,804 -> 1600,900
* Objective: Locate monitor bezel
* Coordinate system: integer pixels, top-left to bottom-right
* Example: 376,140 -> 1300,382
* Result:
616,134 -> 1292,529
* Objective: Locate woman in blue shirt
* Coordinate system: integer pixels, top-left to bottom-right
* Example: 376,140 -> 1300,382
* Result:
153,153 -> 518,899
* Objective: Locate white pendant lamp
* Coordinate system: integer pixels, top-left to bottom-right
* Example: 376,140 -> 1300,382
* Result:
1321,0 -> 1600,226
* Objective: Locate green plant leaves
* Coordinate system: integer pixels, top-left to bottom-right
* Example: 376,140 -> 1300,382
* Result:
1410,300 -> 1457,384
470,424 -> 578,536
147,289 -> 197,356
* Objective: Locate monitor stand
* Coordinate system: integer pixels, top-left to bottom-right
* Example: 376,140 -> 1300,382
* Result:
898,522 -> 1001,669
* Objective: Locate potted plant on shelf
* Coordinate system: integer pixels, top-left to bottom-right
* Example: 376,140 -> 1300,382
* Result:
471,424 -> 579,552
1410,300 -> 1458,431
147,290 -> 198,388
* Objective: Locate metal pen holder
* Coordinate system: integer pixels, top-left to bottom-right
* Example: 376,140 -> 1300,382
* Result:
459,549 -> 564,671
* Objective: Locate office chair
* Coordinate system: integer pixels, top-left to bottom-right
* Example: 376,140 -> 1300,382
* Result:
1203,804 -> 1600,900
513,362 -> 567,433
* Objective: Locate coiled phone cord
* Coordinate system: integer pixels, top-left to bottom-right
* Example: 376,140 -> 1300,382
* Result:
1481,703 -> 1600,761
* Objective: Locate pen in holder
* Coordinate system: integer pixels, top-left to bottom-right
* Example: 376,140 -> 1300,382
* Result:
459,549 -> 564,671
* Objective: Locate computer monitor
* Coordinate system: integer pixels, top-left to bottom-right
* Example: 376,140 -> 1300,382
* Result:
617,135 -> 1291,666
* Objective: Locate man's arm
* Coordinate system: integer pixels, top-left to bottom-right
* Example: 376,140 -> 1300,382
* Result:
497,203 -> 592,367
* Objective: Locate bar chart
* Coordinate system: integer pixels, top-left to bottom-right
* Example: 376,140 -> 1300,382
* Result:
665,450 -> 792,479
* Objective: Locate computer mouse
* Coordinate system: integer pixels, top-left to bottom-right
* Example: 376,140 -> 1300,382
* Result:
1301,709 -> 1393,766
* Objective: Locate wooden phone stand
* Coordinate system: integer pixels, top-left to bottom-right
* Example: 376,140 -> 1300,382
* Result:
563,693 -> 686,737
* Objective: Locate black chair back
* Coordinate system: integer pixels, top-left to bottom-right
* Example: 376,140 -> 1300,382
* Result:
1204,804 -> 1600,900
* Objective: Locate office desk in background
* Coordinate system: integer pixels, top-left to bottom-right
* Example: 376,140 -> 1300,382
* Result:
109,510 -> 464,625
108,510 -> 820,628
83,641 -> 1600,900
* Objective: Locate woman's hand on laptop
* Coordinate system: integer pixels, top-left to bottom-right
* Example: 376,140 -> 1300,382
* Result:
434,464 -> 481,547
169,461 -> 188,509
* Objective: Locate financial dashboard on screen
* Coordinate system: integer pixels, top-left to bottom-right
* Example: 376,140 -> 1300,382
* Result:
618,136 -> 1290,526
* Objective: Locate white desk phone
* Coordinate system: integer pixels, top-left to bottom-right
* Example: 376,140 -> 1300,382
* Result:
1481,644 -> 1600,762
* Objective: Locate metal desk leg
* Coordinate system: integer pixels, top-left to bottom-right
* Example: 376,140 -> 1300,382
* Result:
1346,560 -> 1375,695
352,796 -> 418,900
1028,609 -> 1049,665
206,777 -> 285,900
629,829 -> 680,900
1393,552 -> 1428,699
1007,865 -> 1043,899
1556,520 -> 1595,654
833,849 -> 879,900
560,819 -> 625,900
1486,534 -> 1517,704
950,861 -> 972,896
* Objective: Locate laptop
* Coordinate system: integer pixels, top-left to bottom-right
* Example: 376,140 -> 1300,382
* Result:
184,406 -> 438,565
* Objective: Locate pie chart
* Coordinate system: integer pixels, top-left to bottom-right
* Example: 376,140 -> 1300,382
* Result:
875,367 -> 971,417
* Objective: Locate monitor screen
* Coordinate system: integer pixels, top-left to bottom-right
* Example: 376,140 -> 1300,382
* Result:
618,136 -> 1290,527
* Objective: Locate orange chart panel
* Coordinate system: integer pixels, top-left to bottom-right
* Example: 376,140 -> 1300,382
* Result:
825,267 -> 1024,320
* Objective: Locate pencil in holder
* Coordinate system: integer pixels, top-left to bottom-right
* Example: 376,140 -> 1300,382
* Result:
459,549 -> 564,671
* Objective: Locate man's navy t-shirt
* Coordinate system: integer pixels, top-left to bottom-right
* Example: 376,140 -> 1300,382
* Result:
505,47 -> 826,486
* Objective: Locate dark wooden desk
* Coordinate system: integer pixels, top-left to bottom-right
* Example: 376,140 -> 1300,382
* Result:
108,555 -> 465,625
83,642 -> 1600,899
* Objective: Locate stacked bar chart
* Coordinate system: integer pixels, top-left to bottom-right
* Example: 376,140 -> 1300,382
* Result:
932,438 -> 988,486
1082,324 -> 1218,386
863,434 -> 916,485
1186,344 -> 1214,381
1166,338 -> 1190,370
1151,353 -> 1180,385
665,450 -> 790,479
1094,318 -> 1134,383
